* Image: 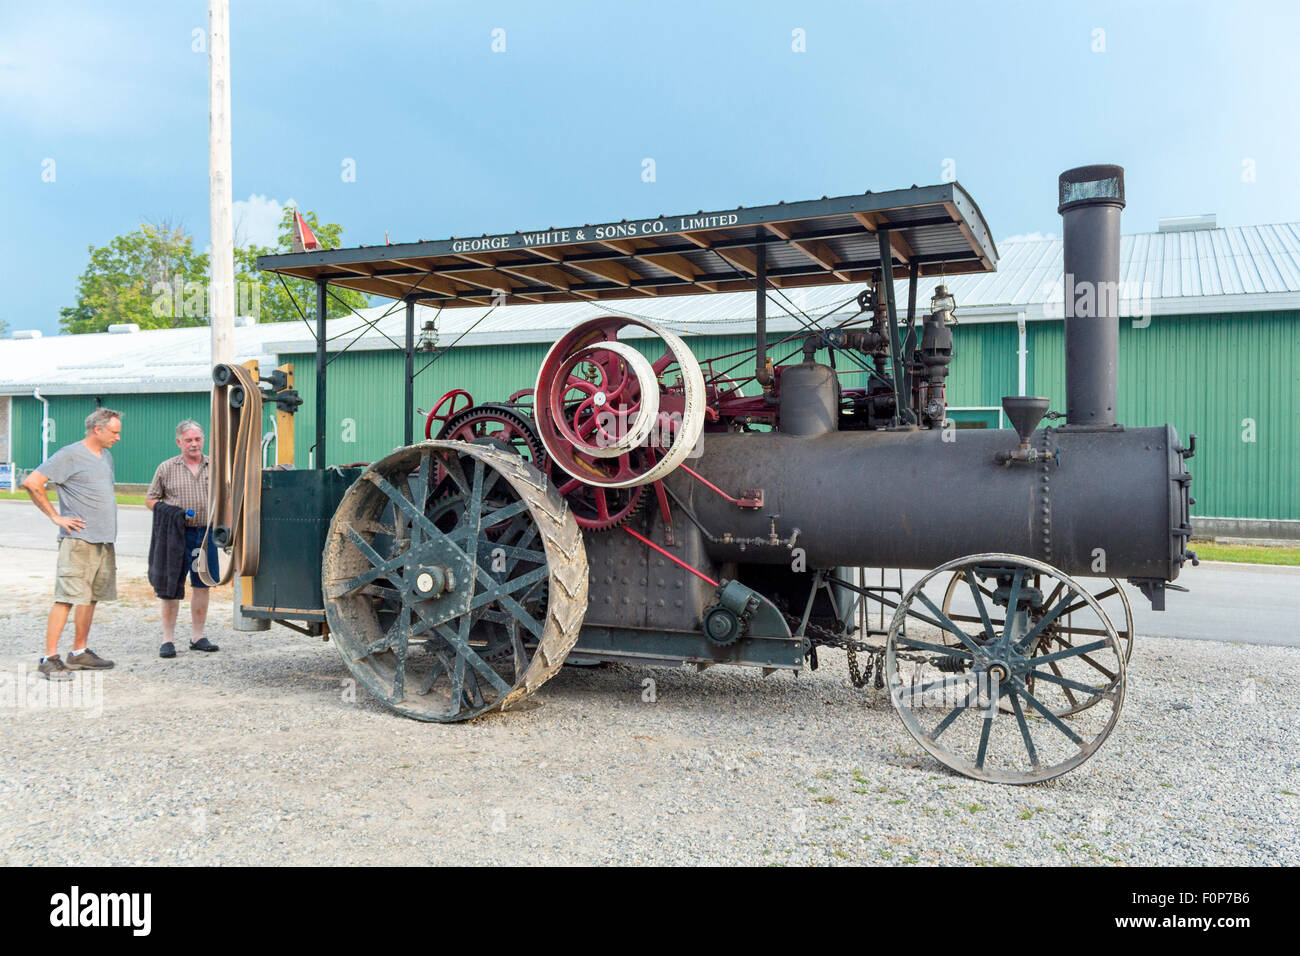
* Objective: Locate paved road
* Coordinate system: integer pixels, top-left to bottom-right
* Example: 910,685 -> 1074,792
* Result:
2,500 -> 1296,647
1,499 -> 153,557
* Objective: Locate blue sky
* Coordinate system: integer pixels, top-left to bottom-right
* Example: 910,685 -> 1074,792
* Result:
3,0 -> 1297,335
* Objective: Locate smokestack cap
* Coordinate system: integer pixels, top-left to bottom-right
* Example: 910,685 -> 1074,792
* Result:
1059,164 -> 1125,214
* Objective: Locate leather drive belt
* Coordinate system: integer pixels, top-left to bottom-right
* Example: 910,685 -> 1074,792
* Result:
199,363 -> 263,586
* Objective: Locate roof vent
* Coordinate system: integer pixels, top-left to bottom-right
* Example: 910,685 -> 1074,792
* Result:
1158,214 -> 1216,233
11,329 -> 43,340
234,314 -> 257,328
107,323 -> 141,334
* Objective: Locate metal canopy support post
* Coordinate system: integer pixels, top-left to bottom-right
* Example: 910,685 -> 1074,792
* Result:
404,298 -> 415,446
754,238 -> 770,388
315,279 -> 327,469
876,231 -> 906,424
902,262 -> 919,415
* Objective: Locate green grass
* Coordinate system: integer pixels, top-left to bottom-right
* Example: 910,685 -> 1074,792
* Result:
1189,539 -> 1300,566
0,490 -> 148,507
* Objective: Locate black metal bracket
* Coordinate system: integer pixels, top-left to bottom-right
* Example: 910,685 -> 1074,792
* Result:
1127,577 -> 1166,611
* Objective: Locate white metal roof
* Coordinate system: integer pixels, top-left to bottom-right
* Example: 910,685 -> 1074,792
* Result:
0,323 -> 287,395
4,222 -> 1298,394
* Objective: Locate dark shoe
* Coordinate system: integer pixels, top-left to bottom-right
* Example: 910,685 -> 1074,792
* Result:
189,637 -> 220,653
159,642 -> 176,659
65,647 -> 115,670
38,655 -> 74,682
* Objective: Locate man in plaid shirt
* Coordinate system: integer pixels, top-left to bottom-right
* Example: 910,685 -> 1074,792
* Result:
146,420 -> 221,658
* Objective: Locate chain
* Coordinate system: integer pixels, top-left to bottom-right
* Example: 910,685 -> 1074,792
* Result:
781,612 -> 941,690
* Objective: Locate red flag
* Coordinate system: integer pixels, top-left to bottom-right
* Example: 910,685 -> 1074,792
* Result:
292,210 -> 320,253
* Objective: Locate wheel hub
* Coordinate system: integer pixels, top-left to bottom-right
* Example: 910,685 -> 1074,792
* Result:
413,566 -> 455,599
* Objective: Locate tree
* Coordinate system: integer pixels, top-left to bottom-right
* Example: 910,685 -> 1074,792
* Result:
61,208 -> 370,334
0,317 -> 9,337
236,207 -> 370,326
60,222 -> 209,334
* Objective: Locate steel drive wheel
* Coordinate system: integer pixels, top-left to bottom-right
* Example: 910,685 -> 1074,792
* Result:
323,441 -> 588,722
886,554 -> 1125,785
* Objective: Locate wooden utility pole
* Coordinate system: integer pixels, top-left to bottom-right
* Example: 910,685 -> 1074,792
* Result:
209,0 -> 234,364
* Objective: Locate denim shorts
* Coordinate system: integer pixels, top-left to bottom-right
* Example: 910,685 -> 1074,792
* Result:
185,526 -> 220,588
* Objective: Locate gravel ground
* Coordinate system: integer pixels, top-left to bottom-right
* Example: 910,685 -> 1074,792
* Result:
1,547 -> 1297,866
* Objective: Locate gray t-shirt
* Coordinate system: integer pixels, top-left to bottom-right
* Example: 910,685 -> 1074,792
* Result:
37,442 -> 117,544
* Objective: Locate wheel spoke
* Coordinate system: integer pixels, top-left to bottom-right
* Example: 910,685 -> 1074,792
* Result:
439,452 -> 472,496
1029,668 -> 1109,698
932,702 -> 968,739
1008,689 -> 1040,768
470,564 -> 550,609
1047,659 -> 1080,709
481,541 -> 546,566
462,666 -> 485,710
337,523 -> 414,596
447,499 -> 529,539
448,643 -> 467,717
964,569 -> 996,639
894,672 -> 978,707
424,618 -> 512,697
361,583 -> 402,603
391,604 -> 411,702
511,629 -> 530,679
914,591 -> 987,660
975,712 -> 994,770
1052,635 -> 1118,680
417,650 -> 451,696
1001,567 -> 1024,643
1016,683 -> 1084,746
410,450 -> 432,516
1029,638 -> 1109,669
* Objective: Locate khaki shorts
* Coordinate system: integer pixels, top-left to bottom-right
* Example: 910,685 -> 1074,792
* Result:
54,538 -> 118,605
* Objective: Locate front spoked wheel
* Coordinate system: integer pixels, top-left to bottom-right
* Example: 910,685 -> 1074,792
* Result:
939,572 -> 1133,716
886,554 -> 1125,784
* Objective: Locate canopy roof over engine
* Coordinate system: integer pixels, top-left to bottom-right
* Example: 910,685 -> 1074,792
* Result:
257,183 -> 998,308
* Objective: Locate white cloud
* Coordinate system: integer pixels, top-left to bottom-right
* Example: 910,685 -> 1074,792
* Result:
998,231 -> 1058,244
233,195 -> 296,249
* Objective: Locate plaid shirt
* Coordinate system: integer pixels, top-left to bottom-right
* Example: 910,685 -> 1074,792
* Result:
146,454 -> 210,527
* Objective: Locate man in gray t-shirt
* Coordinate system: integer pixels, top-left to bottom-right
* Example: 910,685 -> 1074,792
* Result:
22,408 -> 124,680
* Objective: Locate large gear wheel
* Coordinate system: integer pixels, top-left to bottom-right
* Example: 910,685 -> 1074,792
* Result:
552,469 -> 647,531
436,403 -> 548,471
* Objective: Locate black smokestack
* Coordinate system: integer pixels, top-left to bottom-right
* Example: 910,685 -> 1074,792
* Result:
1058,164 -> 1125,427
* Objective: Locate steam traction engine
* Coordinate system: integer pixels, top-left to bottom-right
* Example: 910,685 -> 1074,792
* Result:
232,165 -> 1195,784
